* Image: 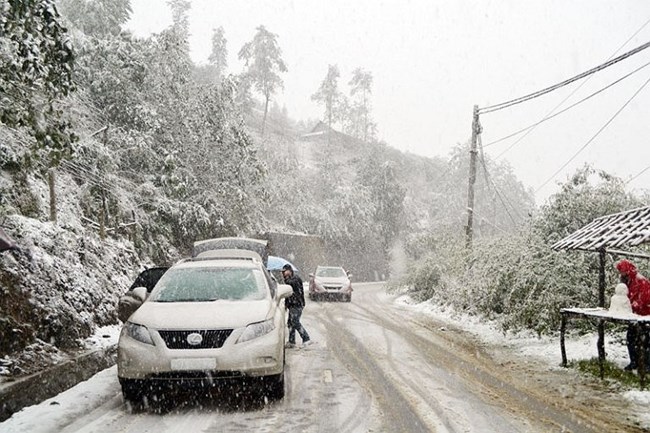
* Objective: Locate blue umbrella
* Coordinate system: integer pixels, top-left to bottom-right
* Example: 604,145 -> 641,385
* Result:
267,255 -> 299,271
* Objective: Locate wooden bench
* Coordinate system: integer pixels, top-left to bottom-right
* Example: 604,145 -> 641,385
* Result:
560,307 -> 650,388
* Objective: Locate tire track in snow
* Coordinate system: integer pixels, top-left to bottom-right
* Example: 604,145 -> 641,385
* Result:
315,307 -> 432,433
352,288 -> 635,433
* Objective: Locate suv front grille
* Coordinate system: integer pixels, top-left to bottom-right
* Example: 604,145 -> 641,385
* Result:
158,329 -> 233,349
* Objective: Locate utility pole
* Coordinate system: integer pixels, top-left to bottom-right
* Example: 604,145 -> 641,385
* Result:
465,105 -> 480,250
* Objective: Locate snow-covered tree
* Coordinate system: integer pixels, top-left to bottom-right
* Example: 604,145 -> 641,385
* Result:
208,26 -> 228,80
533,164 -> 642,244
311,64 -> 344,134
357,154 -> 406,252
238,25 -> 287,135
0,0 -> 75,164
345,68 -> 377,142
58,0 -> 131,38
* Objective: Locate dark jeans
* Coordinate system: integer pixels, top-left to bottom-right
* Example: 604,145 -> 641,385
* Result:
287,306 -> 310,344
627,324 -> 650,368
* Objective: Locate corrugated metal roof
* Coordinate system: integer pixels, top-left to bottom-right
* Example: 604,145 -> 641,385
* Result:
551,205 -> 650,251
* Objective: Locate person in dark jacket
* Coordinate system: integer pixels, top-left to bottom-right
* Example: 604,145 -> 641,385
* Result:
282,264 -> 311,348
616,259 -> 650,370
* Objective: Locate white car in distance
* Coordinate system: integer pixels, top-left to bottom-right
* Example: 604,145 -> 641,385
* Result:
309,265 -> 353,302
117,248 -> 293,407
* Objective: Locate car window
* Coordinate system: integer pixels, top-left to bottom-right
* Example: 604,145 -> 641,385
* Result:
150,267 -> 267,302
129,267 -> 169,293
316,267 -> 346,278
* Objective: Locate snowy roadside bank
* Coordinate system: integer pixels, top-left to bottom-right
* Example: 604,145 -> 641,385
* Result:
0,325 -> 120,421
390,292 -> 650,429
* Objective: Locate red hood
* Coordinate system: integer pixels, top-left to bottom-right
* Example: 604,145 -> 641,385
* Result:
616,259 -> 638,278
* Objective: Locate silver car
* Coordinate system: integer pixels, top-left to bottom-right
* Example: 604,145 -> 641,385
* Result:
117,248 -> 293,406
309,265 -> 353,302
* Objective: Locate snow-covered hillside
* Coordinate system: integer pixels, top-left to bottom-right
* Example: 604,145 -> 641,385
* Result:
0,171 -> 159,378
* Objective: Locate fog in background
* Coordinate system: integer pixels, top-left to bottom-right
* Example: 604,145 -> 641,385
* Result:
127,0 -> 650,203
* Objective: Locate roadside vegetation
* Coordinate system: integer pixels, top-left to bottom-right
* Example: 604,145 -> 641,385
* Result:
398,166 -> 650,335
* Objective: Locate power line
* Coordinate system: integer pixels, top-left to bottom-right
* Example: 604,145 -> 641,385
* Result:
484,58 -> 650,158
467,206 -> 511,236
478,160 -> 518,226
626,165 -> 650,185
535,73 -> 650,193
482,59 -> 650,150
478,40 -> 650,114
484,18 -> 650,151
477,137 -> 521,226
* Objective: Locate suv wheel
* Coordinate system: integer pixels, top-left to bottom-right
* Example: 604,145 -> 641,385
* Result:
262,371 -> 285,400
120,378 -> 146,410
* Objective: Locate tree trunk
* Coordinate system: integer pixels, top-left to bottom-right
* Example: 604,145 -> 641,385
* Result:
262,94 -> 269,135
48,168 -> 57,223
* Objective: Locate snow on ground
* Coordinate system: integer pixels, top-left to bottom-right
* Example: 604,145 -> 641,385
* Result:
3,292 -> 650,432
82,325 -> 121,351
1,325 -> 122,433
391,292 -> 650,422
1,366 -> 120,433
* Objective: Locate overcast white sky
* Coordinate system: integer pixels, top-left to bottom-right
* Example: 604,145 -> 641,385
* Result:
126,0 -> 650,203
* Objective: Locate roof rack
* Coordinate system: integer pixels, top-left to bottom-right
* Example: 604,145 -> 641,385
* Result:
191,249 -> 263,263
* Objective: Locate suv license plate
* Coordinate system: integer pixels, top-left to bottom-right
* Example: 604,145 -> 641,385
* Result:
171,358 -> 217,370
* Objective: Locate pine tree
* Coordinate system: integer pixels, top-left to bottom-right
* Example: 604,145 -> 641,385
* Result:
238,25 -> 287,135
311,64 -> 343,136
208,26 -> 228,80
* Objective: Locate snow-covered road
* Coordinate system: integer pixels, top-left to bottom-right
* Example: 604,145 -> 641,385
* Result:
1,282 -> 645,432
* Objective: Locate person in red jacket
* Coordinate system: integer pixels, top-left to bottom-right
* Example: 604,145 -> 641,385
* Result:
616,259 -> 650,370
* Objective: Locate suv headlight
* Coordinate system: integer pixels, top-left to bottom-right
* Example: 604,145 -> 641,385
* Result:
236,319 -> 275,344
123,322 -> 154,345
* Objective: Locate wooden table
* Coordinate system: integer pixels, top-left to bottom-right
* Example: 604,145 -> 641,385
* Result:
560,307 -> 650,387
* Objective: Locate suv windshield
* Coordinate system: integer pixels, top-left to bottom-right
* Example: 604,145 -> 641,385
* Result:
150,267 -> 267,302
316,267 -> 346,278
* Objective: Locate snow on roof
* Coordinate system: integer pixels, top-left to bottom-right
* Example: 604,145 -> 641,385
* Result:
551,205 -> 650,251
299,131 -> 326,138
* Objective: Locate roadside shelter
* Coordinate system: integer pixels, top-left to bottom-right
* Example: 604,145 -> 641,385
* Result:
551,205 -> 650,385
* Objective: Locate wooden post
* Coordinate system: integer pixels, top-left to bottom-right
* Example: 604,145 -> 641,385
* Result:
597,249 -> 606,368
598,248 -> 606,308
131,210 -> 137,243
560,313 -> 568,367
99,194 -> 106,240
638,323 -> 646,389
465,105 -> 480,250
48,168 -> 57,223
99,126 -> 108,240
597,319 -> 605,379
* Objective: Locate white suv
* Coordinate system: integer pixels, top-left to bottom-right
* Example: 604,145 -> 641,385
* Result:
117,248 -> 293,406
309,265 -> 353,302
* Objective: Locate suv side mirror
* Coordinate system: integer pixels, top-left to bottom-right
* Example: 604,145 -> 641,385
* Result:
277,284 -> 293,300
118,287 -> 148,322
132,286 -> 148,302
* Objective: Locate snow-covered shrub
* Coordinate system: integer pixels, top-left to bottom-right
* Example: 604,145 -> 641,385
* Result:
406,256 -> 442,301
401,166 -> 645,336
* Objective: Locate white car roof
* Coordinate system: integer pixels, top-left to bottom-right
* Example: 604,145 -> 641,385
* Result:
195,249 -> 263,262
175,249 -> 264,270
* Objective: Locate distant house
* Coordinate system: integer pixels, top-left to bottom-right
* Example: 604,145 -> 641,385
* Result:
299,121 -> 360,148
299,121 -> 330,140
